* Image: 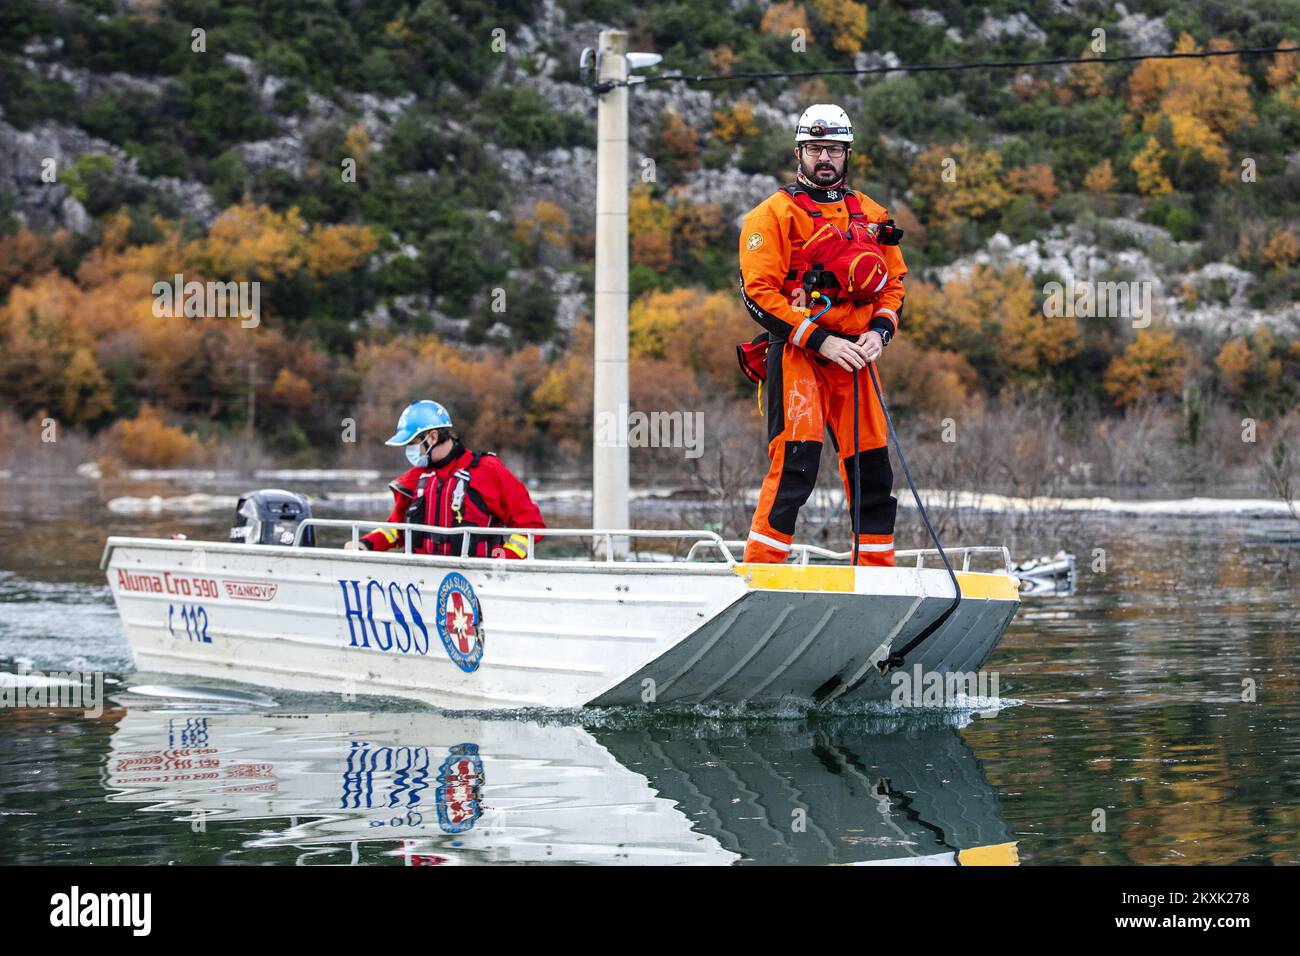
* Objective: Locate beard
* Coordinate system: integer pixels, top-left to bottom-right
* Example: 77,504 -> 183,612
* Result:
798,156 -> 846,187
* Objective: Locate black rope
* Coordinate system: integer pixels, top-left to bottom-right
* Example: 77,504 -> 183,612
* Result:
851,366 -> 860,569
592,43 -> 1300,92
866,361 -> 961,674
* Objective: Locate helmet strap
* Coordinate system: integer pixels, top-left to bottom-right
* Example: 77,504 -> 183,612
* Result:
428,435 -> 462,469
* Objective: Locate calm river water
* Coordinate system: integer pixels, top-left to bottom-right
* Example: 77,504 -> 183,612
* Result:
0,476 -> 1296,865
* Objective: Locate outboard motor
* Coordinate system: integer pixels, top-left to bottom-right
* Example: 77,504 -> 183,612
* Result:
230,489 -> 314,547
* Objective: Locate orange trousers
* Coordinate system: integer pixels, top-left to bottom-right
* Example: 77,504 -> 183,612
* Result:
744,340 -> 897,565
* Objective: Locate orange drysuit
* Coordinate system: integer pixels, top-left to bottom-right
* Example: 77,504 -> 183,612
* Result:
738,182 -> 907,565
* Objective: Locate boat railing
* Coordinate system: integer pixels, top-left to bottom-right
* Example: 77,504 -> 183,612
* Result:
686,539 -> 1014,575
294,518 -> 740,565
683,539 -> 848,565
294,519 -> 1013,574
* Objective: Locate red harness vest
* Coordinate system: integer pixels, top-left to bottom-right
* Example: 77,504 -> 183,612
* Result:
405,452 -> 506,557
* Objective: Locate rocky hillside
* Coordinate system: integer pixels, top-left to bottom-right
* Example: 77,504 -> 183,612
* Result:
1,0 -> 1298,470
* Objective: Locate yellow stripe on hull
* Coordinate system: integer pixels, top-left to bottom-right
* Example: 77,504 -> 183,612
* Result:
954,571 -> 1021,602
957,842 -> 1021,866
733,564 -> 1020,601
732,564 -> 856,592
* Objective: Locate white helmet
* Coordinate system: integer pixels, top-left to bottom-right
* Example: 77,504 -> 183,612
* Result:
795,104 -> 854,144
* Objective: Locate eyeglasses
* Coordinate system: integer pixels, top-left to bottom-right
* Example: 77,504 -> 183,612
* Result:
801,144 -> 846,158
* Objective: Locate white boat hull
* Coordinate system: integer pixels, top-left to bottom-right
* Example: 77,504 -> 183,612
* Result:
102,537 -> 1019,711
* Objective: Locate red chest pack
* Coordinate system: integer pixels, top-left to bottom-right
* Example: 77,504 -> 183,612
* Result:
779,184 -> 896,305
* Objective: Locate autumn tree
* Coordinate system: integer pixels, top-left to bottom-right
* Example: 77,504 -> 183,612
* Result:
1128,35 -> 1255,138
809,0 -> 869,55
708,45 -> 740,74
1212,328 -> 1296,411
889,200 -> 925,247
1131,137 -> 1173,196
629,286 -> 751,390
668,192 -> 727,273
1104,330 -> 1192,407
190,203 -> 377,280
628,185 -> 673,271
655,110 -> 700,179
1214,337 -> 1252,397
107,404 -> 201,467
760,2 -> 812,40
1262,229 -> 1300,270
1083,159 -> 1117,196
530,320 -> 594,458
1127,34 -> 1255,189
1266,40 -> 1299,90
889,277 -> 946,345
0,201 -> 377,436
1067,51 -> 1109,99
343,121 -> 371,180
1008,163 -> 1059,204
713,101 -> 760,145
910,143 -> 1012,229
513,199 -> 573,262
878,338 -> 981,419
0,228 -> 65,297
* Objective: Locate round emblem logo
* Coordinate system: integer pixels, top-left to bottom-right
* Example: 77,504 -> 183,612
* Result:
746,232 -> 764,251
435,572 -> 485,672
435,743 -> 484,834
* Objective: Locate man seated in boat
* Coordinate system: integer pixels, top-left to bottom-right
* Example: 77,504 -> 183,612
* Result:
345,400 -> 545,557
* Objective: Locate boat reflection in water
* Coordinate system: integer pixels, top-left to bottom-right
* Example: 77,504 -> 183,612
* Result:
104,700 -> 1017,866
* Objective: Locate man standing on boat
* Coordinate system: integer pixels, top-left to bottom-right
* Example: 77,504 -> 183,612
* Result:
347,400 -> 545,557
738,104 -> 907,566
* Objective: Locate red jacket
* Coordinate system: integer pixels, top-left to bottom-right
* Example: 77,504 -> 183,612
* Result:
361,445 -> 545,558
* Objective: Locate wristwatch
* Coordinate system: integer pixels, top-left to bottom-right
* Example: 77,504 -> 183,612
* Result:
876,327 -> 892,348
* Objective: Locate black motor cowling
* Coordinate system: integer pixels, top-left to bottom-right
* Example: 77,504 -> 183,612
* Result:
230,489 -> 314,547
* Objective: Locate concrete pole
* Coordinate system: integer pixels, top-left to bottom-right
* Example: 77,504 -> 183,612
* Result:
593,30 -> 629,556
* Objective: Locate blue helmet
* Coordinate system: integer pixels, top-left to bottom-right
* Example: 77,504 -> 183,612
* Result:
384,400 -> 453,446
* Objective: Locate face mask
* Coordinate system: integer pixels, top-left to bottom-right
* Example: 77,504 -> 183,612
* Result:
405,440 -> 429,469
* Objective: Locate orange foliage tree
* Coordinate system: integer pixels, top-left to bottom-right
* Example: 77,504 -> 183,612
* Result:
1214,337 -> 1252,397
1008,164 -> 1060,204
911,143 -> 1012,229
1262,229 -> 1300,269
354,334 -> 550,464
1127,35 -> 1255,139
712,101 -> 760,145
0,227 -> 67,297
809,0 -> 869,55
760,2 -> 812,40
0,202 -> 375,432
1104,330 -> 1192,407
668,191 -> 727,268
629,287 -> 752,391
629,185 -> 674,271
530,320 -> 594,459
1083,159 -> 1117,196
106,404 -> 202,467
513,199 -> 573,254
879,337 -> 981,419
1127,34 -> 1255,188
1265,40 -> 1299,90
1067,51 -> 1109,99
657,110 -> 701,176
